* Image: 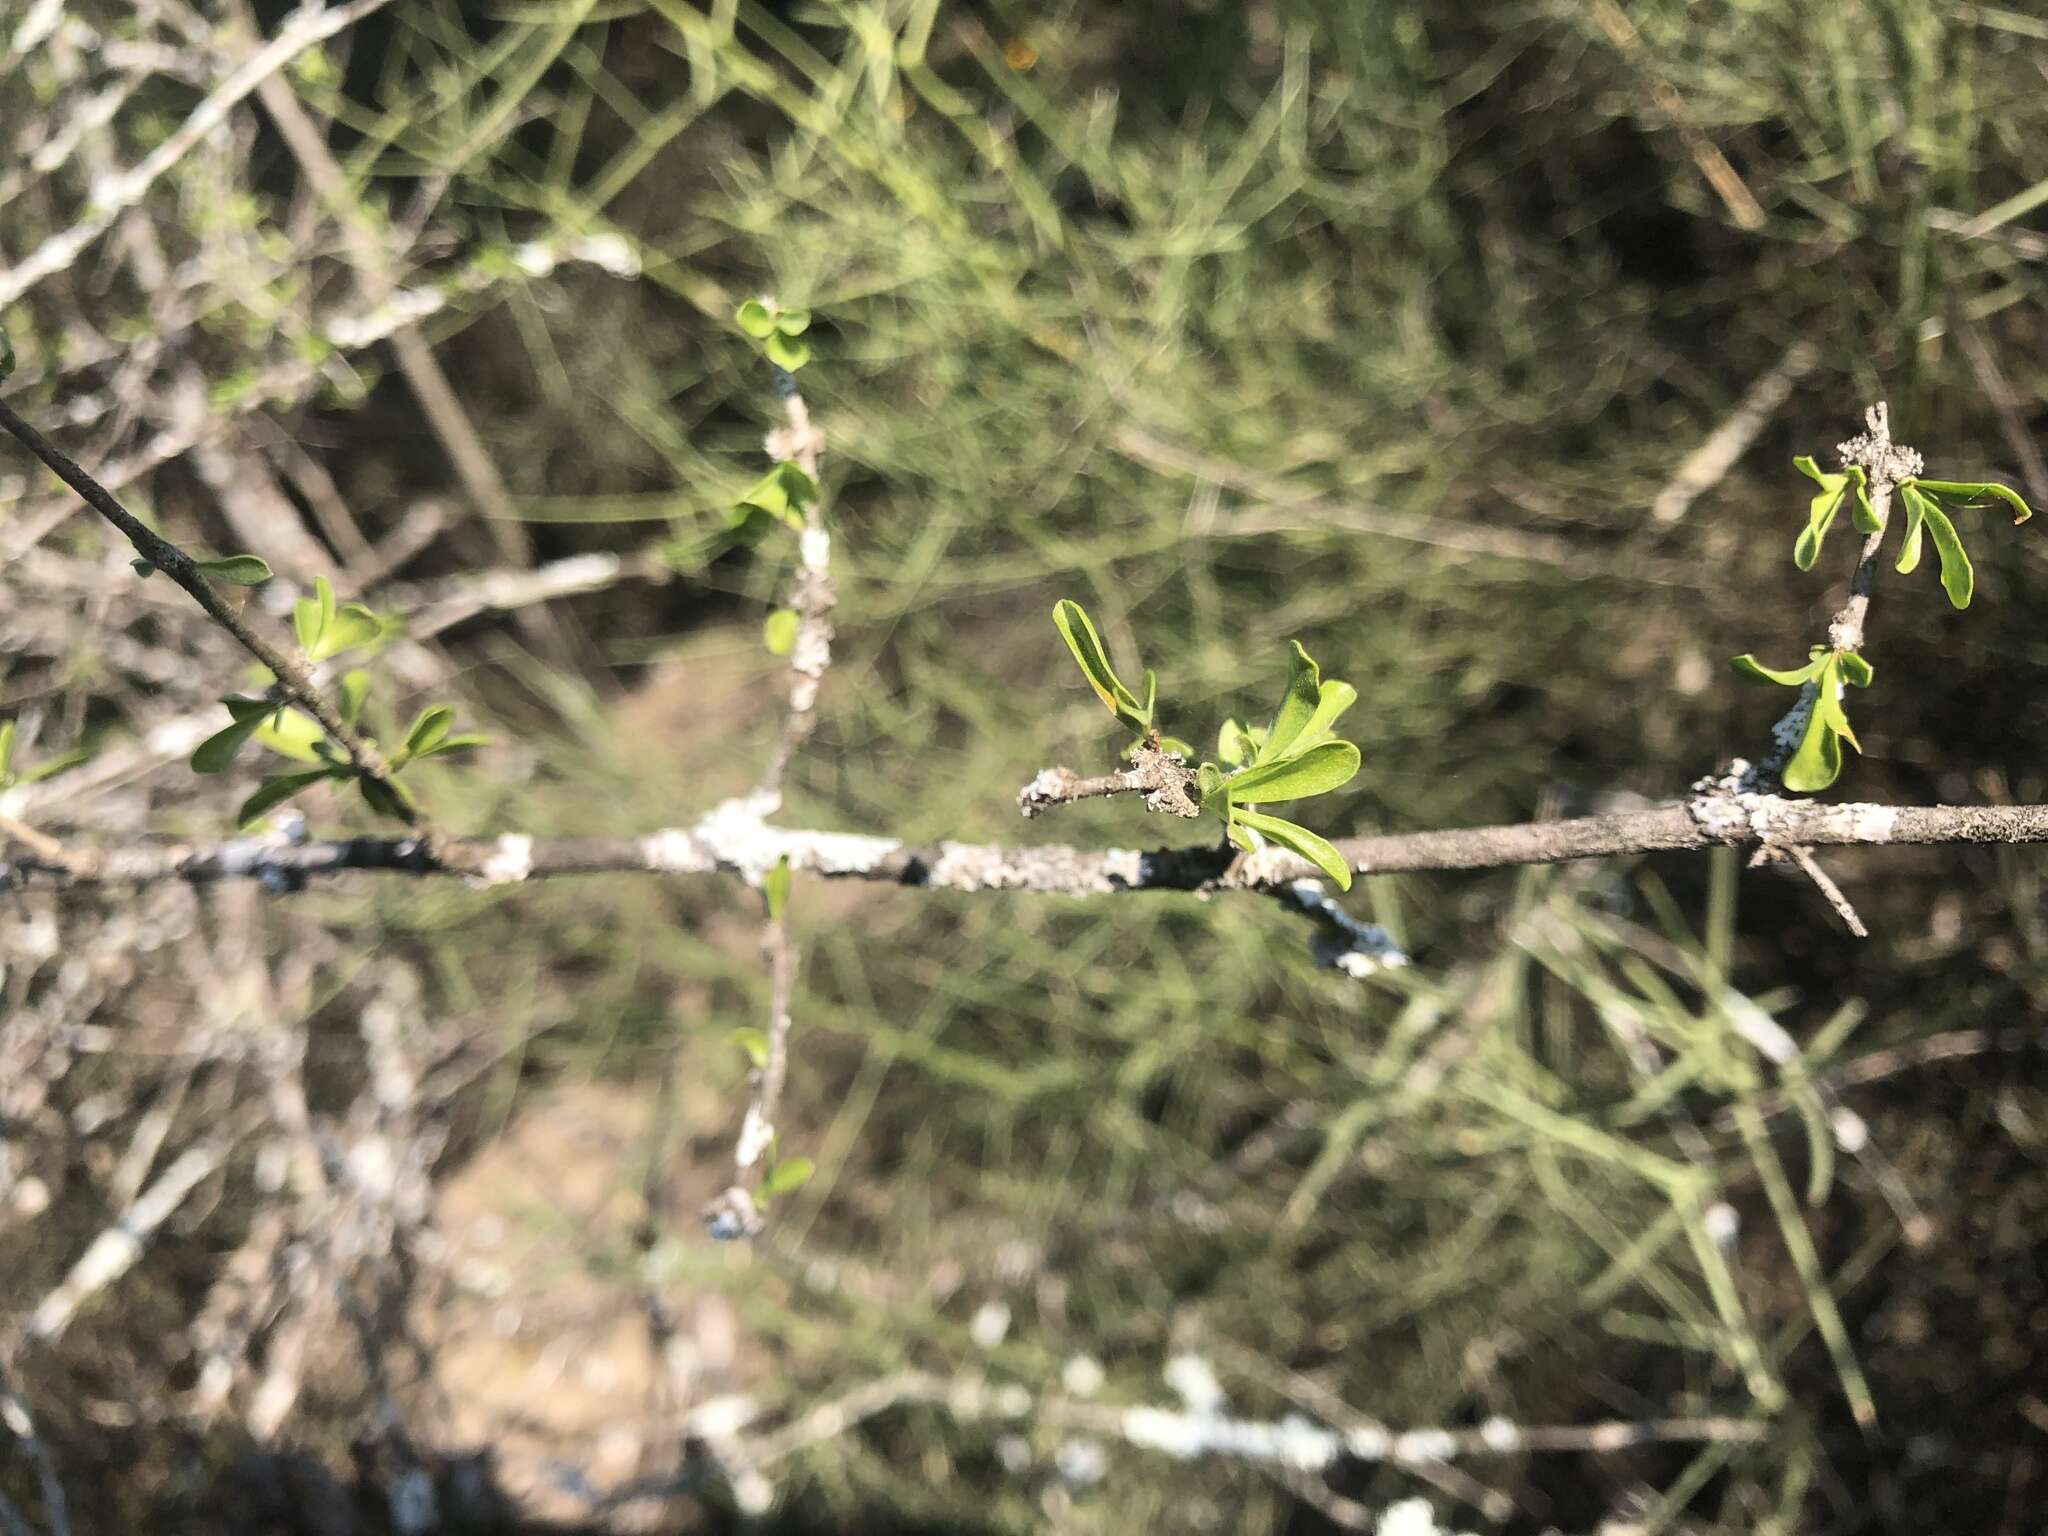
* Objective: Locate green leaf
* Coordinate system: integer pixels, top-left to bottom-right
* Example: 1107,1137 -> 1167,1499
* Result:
1260,642 -> 1324,763
736,300 -> 776,339
253,707 -> 328,764
1836,650 -> 1873,687
763,855 -> 792,921
338,669 -> 371,728
1896,484 -> 1928,574
314,603 -> 381,660
775,307 -> 812,336
1782,703 -> 1844,794
191,710 -> 268,773
1155,735 -> 1195,760
735,463 -> 815,530
130,558 -> 156,578
293,585 -> 327,654
763,331 -> 811,371
1224,740 -> 1361,804
1802,481 -> 1851,573
1911,479 -> 2034,524
1846,467 -> 1880,534
1232,807 -> 1353,890
238,768 -> 338,828
415,732 -> 486,758
1216,719 -> 1252,768
1196,762 -> 1225,808
729,1027 -> 769,1070
1730,653 -> 1825,687
195,554 -> 273,586
1791,455 -> 1849,572
358,774 -> 415,821
763,607 -> 799,656
1051,600 -> 1150,733
0,719 -> 13,780
402,705 -> 455,759
1812,659 -> 1861,752
762,1156 -> 814,1196
1921,501 -> 1973,609
1224,808 -> 1256,853
1292,679 -> 1357,756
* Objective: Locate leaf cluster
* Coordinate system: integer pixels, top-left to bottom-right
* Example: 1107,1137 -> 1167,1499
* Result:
1792,456 -> 2033,612
1052,600 -> 1361,888
188,578 -> 483,826
1731,647 -> 1873,794
736,297 -> 812,372
1739,456 -> 2035,793
727,460 -> 818,544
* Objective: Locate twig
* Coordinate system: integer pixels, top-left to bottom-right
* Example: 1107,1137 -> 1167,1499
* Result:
1586,0 -> 1766,230
577,1357 -> 1763,1525
1781,844 -> 1868,937
703,908 -> 795,1242
1955,320 -> 2048,510
1652,339 -> 1819,524
0,397 -> 426,834
27,1134 -> 239,1343
1111,424 -> 1689,584
1017,745 -> 1200,820
752,376 -> 833,807
704,354 -> 838,1240
0,0 -> 398,308
1716,403 -> 1921,931
0,812 -> 80,872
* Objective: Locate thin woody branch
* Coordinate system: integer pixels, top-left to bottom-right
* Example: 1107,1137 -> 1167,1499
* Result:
1017,745 -> 1201,820
11,786 -> 2048,897
706,340 -> 837,1241
0,398 -> 428,836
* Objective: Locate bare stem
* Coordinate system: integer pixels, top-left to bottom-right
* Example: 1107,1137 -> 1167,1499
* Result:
1018,745 -> 1200,820
753,382 -> 833,807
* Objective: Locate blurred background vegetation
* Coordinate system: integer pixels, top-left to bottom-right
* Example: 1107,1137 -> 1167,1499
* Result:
4,1 -> 2048,1531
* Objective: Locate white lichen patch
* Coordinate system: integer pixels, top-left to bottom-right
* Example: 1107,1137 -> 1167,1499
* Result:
640,827 -> 711,874
472,833 -> 534,886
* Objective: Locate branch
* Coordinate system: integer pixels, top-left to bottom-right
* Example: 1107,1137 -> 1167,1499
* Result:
0,397 -> 428,835
1017,745 -> 1200,820
11,786 -> 2048,897
753,378 -> 833,805
705,344 -> 838,1240
0,0 -> 398,309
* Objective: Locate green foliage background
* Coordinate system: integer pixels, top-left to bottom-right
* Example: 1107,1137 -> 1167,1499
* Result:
6,1 -> 2048,1531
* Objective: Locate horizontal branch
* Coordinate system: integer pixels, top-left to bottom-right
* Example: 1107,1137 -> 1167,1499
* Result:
7,790 -> 2048,897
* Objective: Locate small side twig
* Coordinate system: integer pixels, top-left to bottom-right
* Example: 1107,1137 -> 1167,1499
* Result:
1778,843 -> 1868,937
1652,338 -> 1818,524
1017,745 -> 1200,820
706,348 -> 837,1242
753,374 -> 833,809
1717,403 -> 1921,935
0,397 -> 428,837
0,812 -> 83,874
